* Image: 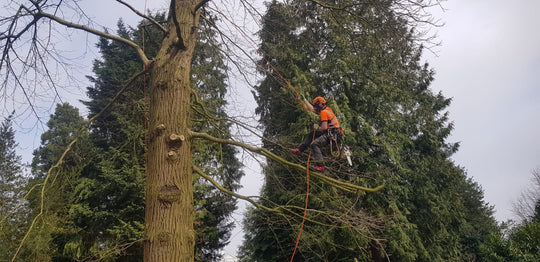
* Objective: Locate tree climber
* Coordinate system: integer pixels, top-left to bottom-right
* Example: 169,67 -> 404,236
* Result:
291,95 -> 343,172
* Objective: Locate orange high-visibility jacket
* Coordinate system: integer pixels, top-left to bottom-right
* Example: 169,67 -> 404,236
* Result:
320,107 -> 340,128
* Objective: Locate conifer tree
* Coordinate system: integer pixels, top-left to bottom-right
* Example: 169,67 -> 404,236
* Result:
0,113 -> 25,261
241,1 -> 499,261
25,103 -> 95,261
79,19 -> 149,260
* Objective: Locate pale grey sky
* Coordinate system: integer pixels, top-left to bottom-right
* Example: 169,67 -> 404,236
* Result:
425,0 -> 540,222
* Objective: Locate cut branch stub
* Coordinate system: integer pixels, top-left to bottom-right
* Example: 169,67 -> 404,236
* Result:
148,124 -> 166,142
168,133 -> 185,148
167,151 -> 178,160
158,184 -> 182,205
157,232 -> 172,243
154,124 -> 166,135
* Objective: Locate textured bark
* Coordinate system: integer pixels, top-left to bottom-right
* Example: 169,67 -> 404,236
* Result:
144,1 -> 200,261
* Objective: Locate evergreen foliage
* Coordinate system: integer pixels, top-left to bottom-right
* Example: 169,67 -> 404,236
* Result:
0,113 -> 25,261
81,18 -> 150,260
479,170 -> 540,262
22,12 -> 242,261
190,10 -> 244,261
240,1 -> 499,261
507,221 -> 540,261
24,103 -> 96,261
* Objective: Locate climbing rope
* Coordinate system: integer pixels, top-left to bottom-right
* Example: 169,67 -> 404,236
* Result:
143,0 -> 148,182
289,129 -> 316,261
211,5 -> 325,260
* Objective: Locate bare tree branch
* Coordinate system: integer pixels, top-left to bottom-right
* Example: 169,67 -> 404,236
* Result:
513,167 -> 540,222
37,10 -> 151,66
116,0 -> 167,32
189,130 -> 385,193
194,165 -> 382,232
199,15 -> 260,87
193,165 -> 268,210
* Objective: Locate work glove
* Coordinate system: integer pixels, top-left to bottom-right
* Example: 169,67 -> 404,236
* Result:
313,123 -> 319,130
300,93 -> 305,100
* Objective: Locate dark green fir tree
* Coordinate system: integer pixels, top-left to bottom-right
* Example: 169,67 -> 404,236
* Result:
24,103 -> 95,261
240,1 -> 499,261
0,113 -> 25,261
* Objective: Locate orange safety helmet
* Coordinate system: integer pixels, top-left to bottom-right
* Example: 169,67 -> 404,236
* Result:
313,96 -> 326,105
312,96 -> 327,111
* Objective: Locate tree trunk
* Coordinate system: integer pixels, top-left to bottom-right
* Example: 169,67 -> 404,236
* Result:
144,1 -> 200,261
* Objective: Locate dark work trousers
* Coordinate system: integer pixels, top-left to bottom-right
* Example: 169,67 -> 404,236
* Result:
298,129 -> 341,164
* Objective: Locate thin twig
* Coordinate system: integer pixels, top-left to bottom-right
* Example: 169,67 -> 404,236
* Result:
116,0 -> 167,32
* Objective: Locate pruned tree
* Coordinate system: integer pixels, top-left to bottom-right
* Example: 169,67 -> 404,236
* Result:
1,0 -> 221,260
1,0 -> 448,261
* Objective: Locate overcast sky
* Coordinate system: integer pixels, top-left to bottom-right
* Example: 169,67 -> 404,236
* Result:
425,0 -> 540,223
4,0 -> 539,257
